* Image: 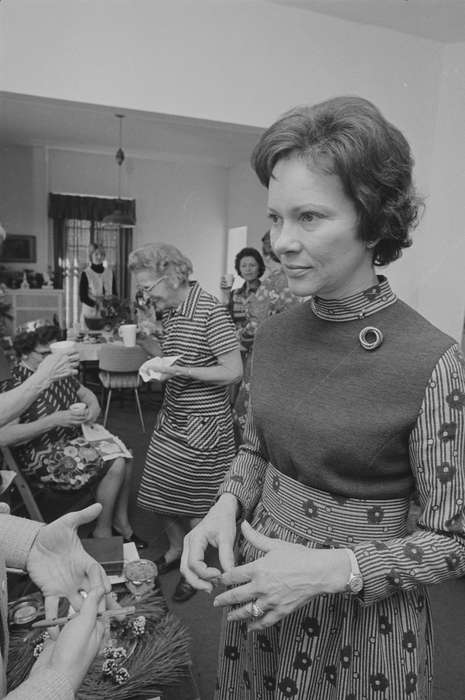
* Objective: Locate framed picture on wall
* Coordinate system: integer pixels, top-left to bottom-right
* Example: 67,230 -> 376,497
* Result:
2,235 -> 37,263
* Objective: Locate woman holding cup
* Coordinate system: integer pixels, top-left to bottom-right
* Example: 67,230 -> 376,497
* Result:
0,324 -> 144,545
220,247 -> 266,334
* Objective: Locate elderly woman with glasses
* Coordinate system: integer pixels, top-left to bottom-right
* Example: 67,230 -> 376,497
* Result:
128,243 -> 242,602
0,324 -> 143,545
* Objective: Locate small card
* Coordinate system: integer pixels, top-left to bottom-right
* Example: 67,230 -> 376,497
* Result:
81,424 -> 132,461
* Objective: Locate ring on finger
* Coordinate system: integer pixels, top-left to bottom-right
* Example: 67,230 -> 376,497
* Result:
247,600 -> 265,619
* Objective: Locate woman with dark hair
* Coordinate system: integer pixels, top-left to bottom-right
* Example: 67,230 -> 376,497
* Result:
232,232 -> 302,442
221,246 -> 265,333
182,96 -> 465,699
0,324 -> 142,545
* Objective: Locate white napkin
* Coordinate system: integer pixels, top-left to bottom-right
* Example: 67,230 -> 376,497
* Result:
138,355 -> 182,382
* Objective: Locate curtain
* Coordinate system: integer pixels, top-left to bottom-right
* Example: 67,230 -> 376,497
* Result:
48,194 -> 136,222
48,192 -> 136,299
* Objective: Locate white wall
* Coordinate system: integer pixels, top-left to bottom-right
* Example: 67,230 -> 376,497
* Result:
415,42 -> 465,340
1,0 -> 464,335
0,146 -> 48,274
227,161 -> 268,250
49,149 -> 229,296
1,145 -> 230,296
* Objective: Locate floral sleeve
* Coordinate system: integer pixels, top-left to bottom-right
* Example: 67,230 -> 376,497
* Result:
355,344 -> 465,605
217,403 -> 268,518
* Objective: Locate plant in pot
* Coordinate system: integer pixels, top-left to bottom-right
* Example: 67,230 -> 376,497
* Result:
98,296 -> 133,331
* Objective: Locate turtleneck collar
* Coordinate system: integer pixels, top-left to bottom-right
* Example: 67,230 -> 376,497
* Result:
310,275 -> 397,322
91,263 -> 104,274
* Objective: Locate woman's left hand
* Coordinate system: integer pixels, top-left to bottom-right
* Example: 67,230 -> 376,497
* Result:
213,521 -> 351,631
84,403 -> 100,424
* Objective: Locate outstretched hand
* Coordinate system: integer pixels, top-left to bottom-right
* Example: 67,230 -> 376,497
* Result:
26,504 -> 111,630
30,582 -> 106,692
213,521 -> 350,631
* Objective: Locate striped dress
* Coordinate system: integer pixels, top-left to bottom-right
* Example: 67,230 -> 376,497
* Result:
215,277 -> 465,699
138,282 -> 239,518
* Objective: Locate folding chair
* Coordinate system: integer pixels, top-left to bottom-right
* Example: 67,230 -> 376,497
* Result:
0,445 -> 44,522
98,344 -> 149,432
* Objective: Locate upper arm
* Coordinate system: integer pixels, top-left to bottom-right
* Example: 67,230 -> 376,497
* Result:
216,348 -> 243,379
77,384 -> 99,405
206,304 -> 239,357
409,343 -> 465,531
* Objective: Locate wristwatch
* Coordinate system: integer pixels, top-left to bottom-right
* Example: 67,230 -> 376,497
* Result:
343,548 -> 363,594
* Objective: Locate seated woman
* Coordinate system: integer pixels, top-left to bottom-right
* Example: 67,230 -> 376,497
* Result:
0,324 -> 145,546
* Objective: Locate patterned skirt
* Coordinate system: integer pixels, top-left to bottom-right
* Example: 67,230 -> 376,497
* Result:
216,465 -> 432,700
23,437 -> 110,491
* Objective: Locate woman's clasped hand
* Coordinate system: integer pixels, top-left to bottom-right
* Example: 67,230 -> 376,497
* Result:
183,517 -> 351,632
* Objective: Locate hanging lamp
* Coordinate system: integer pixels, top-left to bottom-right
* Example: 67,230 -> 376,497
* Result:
102,114 -> 135,227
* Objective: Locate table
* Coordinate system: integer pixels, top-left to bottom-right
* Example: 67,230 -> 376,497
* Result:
76,336 -> 124,362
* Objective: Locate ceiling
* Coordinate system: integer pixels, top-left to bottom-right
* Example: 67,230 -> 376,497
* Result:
1,3 -> 462,161
267,0 -> 465,42
0,92 -> 263,168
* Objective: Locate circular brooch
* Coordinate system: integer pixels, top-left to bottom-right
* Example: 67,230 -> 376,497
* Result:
359,326 -> 383,351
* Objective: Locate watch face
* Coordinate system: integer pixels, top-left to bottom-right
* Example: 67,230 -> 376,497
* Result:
350,574 -> 363,594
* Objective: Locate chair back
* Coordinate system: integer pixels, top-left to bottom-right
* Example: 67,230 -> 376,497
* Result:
0,446 -> 45,522
98,343 -> 149,373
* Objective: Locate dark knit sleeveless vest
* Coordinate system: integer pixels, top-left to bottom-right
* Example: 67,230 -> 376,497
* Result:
251,299 -> 455,499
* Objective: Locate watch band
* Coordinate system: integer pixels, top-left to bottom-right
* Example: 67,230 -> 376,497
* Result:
344,547 -> 364,594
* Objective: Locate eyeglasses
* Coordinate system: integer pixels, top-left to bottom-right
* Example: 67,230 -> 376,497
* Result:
138,276 -> 168,295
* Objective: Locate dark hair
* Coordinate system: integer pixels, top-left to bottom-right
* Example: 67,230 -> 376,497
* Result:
251,96 -> 423,266
234,247 -> 266,278
13,325 -> 60,358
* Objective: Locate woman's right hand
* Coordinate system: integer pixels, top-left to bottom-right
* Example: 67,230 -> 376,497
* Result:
34,351 -> 80,387
181,493 -> 239,593
52,409 -> 89,428
220,275 -> 233,290
30,586 -> 105,692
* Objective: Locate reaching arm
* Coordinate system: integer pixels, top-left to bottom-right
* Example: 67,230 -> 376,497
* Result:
165,348 -> 243,386
0,414 -> 57,447
0,353 -> 78,428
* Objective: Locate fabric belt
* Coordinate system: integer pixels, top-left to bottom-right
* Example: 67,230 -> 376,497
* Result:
260,463 -> 410,547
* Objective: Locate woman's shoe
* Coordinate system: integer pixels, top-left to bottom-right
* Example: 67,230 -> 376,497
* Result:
172,575 -> 197,603
111,527 -> 148,550
154,554 -> 181,576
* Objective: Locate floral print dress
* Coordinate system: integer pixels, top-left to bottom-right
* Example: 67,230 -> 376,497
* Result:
4,364 -> 107,491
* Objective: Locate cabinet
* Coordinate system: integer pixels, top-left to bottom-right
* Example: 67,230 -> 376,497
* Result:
4,289 -> 65,335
